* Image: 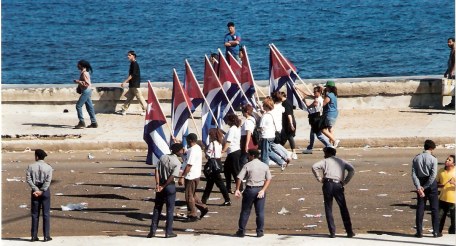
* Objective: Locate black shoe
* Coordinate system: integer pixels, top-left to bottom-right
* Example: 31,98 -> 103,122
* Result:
200,208 -> 209,219
235,230 -> 245,237
414,233 -> 423,238
329,233 -> 336,238
74,121 -> 85,129
44,237 -> 52,242
186,216 -> 198,222
165,233 -> 177,238
257,232 -> 264,237
444,103 -> 455,108
146,232 -> 155,238
347,232 -> 355,238
222,201 -> 231,206
433,232 -> 443,238
30,237 -> 39,242
86,123 -> 98,128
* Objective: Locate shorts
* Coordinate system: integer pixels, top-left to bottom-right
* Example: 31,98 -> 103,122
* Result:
325,116 -> 337,128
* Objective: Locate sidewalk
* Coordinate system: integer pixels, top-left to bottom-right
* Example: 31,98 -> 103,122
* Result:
2,107 -> 455,151
2,233 -> 455,246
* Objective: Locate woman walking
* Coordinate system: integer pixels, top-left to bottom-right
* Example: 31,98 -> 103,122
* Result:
73,60 -> 97,129
240,104 -> 258,166
223,114 -> 242,194
202,128 -> 231,206
321,81 -> 340,147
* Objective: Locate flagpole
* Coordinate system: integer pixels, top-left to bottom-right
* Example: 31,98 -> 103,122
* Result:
185,59 -> 219,127
242,46 -> 265,105
269,46 -> 307,110
173,68 -> 201,140
206,54 -> 236,113
148,81 -> 175,141
218,48 -> 251,106
271,43 -> 313,95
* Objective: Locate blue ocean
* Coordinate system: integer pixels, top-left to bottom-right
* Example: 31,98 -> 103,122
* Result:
2,0 -> 454,84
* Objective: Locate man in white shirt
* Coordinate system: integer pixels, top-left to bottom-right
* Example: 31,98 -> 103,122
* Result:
179,133 -> 209,222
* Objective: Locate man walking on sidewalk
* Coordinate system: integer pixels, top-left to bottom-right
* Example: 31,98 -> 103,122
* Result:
118,50 -> 147,115
312,147 -> 355,238
412,139 -> 441,238
178,133 -> 209,222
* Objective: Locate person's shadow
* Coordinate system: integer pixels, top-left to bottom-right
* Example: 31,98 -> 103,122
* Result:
22,123 -> 74,129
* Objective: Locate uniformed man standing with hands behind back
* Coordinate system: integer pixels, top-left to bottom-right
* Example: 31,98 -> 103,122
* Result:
312,147 -> 355,238
26,149 -> 53,242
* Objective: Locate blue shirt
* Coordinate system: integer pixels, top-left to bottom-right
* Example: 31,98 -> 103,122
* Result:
323,92 -> 338,118
224,32 -> 241,56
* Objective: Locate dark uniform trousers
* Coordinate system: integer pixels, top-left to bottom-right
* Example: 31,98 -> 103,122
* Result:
416,178 -> 439,235
322,180 -> 353,235
31,188 -> 51,238
202,163 -> 231,204
150,183 -> 176,235
238,186 -> 265,234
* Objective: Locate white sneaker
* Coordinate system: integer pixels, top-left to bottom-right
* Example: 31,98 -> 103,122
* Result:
334,139 -> 341,148
291,152 -> 298,160
281,164 -> 286,171
302,149 -> 313,154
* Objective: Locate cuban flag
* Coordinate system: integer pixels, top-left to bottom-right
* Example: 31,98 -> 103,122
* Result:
240,46 -> 259,109
201,55 -> 228,146
171,69 -> 193,143
269,45 -> 297,94
144,82 -> 170,165
184,60 -> 204,111
286,79 -> 306,110
218,49 -> 247,110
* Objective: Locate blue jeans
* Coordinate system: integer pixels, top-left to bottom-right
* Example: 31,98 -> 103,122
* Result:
260,138 -> 283,165
307,129 -> 332,150
238,186 -> 265,234
76,88 -> 97,124
31,189 -> 51,238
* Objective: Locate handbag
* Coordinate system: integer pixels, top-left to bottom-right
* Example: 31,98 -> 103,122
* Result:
203,142 -> 221,177
76,86 -> 82,94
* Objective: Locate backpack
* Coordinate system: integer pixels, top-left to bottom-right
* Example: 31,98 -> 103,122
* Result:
249,118 -> 261,146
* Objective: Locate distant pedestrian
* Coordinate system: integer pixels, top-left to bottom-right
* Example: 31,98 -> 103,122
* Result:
444,38 -> 455,108
296,85 -> 332,154
411,139 -> 441,238
73,60 -> 98,129
311,147 -> 355,238
437,155 -> 455,235
240,104 -> 258,166
269,92 -> 291,170
235,149 -> 272,238
202,128 -> 231,206
26,149 -> 53,242
224,22 -> 241,62
118,50 -> 147,116
321,81 -> 340,148
148,143 -> 184,238
223,114 -> 242,193
178,133 -> 209,222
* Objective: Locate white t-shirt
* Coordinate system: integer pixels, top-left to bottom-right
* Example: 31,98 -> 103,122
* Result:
260,113 -> 276,138
224,125 -> 241,154
206,141 -> 222,158
241,116 -> 256,136
270,103 -> 284,131
184,144 -> 202,180
308,96 -> 323,115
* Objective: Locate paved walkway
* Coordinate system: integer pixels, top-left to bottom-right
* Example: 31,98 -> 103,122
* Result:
2,107 -> 455,151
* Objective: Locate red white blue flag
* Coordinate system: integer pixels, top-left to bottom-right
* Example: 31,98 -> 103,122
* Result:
171,69 -> 193,143
240,46 -> 258,108
218,49 -> 247,110
269,45 -> 297,94
144,81 -> 170,165
184,60 -> 204,111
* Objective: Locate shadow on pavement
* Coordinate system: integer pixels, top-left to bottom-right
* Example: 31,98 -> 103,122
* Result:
22,123 -> 74,129
60,194 -> 131,200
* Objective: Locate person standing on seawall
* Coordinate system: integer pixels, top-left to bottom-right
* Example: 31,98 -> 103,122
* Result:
117,50 -> 147,116
224,22 -> 241,63
437,154 -> 455,235
411,139 -> 441,238
444,38 -> 455,108
311,146 -> 355,238
26,149 -> 53,242
73,60 -> 98,129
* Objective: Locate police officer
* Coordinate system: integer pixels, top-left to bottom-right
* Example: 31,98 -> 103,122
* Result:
235,149 -> 272,238
147,143 -> 184,238
26,149 -> 53,242
312,147 -> 355,238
